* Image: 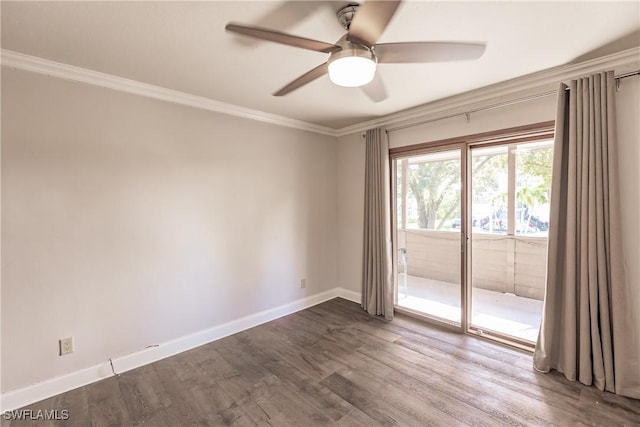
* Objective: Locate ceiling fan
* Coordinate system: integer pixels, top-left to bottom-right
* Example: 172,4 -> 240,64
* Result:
225,0 -> 486,102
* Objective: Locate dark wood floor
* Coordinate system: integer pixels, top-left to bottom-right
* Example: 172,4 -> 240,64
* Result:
4,298 -> 639,426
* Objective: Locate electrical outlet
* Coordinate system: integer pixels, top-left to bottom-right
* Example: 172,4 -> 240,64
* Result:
300,278 -> 306,289
59,337 -> 74,356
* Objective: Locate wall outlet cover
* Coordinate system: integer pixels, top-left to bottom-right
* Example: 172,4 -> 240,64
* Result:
59,337 -> 74,356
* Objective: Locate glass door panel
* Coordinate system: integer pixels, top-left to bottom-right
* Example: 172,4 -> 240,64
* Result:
394,149 -> 462,325
469,141 -> 553,343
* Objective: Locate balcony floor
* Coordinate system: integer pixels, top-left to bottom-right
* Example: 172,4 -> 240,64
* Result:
396,274 -> 543,343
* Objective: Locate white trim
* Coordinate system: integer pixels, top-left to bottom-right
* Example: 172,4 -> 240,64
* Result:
0,288 -> 346,412
335,47 -> 640,137
0,49 -> 338,137
336,287 -> 361,303
0,363 -> 113,416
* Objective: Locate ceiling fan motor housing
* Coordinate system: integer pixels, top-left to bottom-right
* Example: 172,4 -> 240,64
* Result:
330,35 -> 377,65
337,3 -> 360,30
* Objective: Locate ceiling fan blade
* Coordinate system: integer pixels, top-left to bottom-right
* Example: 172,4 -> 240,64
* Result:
360,73 -> 388,103
274,62 -> 328,96
347,0 -> 401,47
375,42 -> 486,63
226,23 -> 341,53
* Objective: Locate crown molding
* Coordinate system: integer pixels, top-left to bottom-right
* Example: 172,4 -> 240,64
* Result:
0,49 -> 339,137
335,47 -> 640,137
3,47 -> 638,139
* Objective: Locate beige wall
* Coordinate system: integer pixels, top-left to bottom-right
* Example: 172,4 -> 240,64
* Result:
387,95 -> 557,149
616,76 -> 640,336
1,69 -> 339,392
336,132 -> 365,295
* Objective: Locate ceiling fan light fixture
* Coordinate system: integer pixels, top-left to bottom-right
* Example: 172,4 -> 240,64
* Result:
328,48 -> 377,87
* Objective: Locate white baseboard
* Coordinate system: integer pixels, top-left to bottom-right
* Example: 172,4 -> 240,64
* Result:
0,362 -> 114,415
336,287 -> 361,304
1,287 -> 360,412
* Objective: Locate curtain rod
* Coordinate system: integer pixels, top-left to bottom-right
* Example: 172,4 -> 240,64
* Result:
616,70 -> 640,80
386,69 -> 640,134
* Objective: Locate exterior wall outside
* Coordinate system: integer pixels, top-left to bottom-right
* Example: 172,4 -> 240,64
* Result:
398,229 -> 546,300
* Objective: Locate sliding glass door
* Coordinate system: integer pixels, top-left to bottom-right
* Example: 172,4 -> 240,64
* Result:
393,147 -> 464,326
392,125 -> 554,348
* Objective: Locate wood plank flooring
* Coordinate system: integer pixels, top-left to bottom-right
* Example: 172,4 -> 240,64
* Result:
3,298 -> 639,426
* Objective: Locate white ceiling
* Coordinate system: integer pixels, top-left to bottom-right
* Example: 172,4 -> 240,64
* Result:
2,1 -> 639,129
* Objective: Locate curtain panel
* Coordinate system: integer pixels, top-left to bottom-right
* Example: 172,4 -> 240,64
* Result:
362,128 -> 394,320
534,71 -> 639,398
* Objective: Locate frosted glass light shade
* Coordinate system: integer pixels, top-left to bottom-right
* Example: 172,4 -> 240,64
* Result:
328,56 -> 376,87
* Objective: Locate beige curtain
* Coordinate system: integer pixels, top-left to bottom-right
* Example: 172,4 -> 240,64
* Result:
362,128 -> 393,320
534,71 -> 639,398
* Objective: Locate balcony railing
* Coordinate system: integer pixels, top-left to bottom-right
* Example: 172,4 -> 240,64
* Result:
397,229 -> 547,300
